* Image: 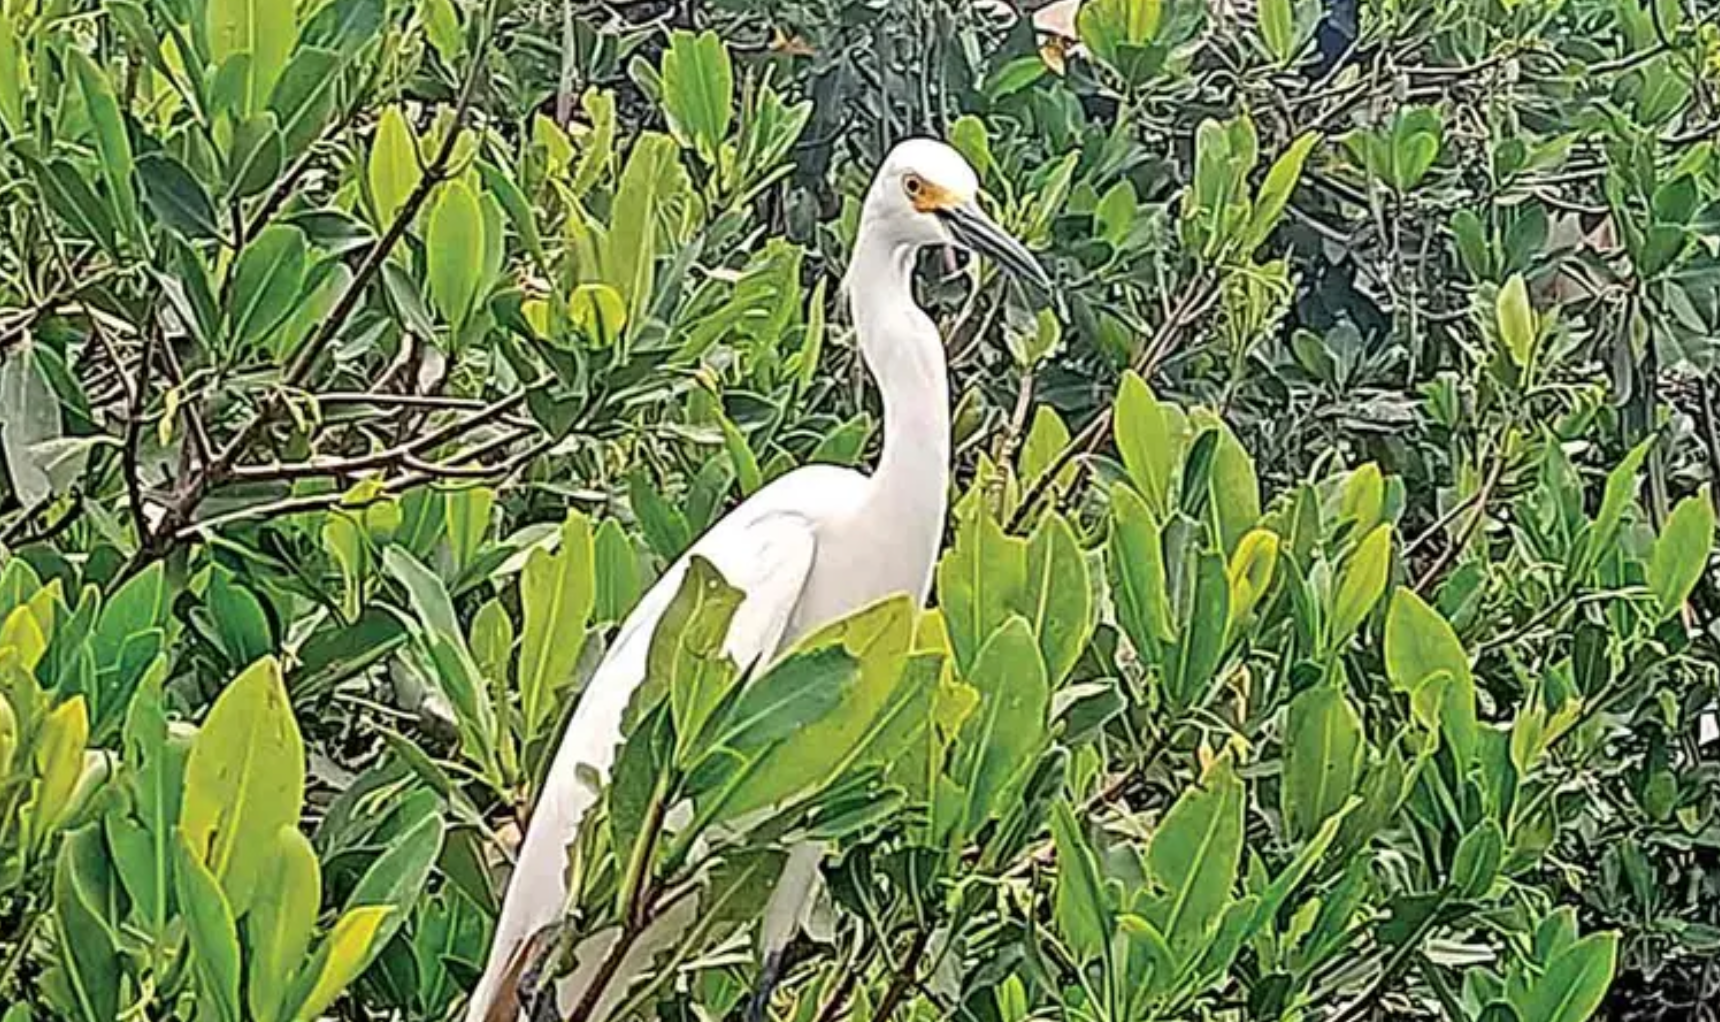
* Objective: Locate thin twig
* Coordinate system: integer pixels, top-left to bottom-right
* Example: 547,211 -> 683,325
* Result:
227,391 -> 529,482
1412,452 -> 1506,593
1006,276 -> 1219,532
866,926 -> 934,1022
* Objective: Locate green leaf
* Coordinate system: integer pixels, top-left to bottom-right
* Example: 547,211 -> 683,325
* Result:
723,595 -> 917,818
1050,799 -> 1111,964
1190,409 -> 1260,553
1451,818 -> 1503,899
67,50 -> 138,245
207,0 -> 298,114
423,0 -> 462,64
1590,437 -> 1654,569
1281,686 -> 1364,842
1110,483 -> 1175,654
660,30 -> 734,160
0,14 -> 24,137
52,827 -> 120,1022
1384,588 -> 1470,695
1077,0 -> 1163,70
1025,512 -> 1093,685
382,545 -> 460,640
1497,274 -> 1537,369
1329,525 -> 1392,650
952,617 -> 1049,833
26,156 -> 119,254
651,557 -> 744,755
1259,0 -> 1295,62
594,518 -> 643,625
1244,133 -> 1319,250
1020,405 -> 1073,489
518,511 -> 596,743
705,644 -> 857,756
367,106 -> 420,226
246,827 -> 320,1022
176,833 -> 244,1022
268,47 -> 340,157
1514,932 -> 1617,1022
937,505 -> 1028,675
1647,488 -> 1714,619
180,656 -> 305,918
287,906 -> 395,1022
335,805 -> 442,958
1115,372 -> 1184,516
1166,551 -> 1229,711
604,133 -> 678,328
1141,755 -> 1245,963
228,224 -> 308,354
137,152 -> 219,240
427,178 -> 484,328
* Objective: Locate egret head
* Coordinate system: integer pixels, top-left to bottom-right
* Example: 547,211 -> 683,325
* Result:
864,138 -> 1053,295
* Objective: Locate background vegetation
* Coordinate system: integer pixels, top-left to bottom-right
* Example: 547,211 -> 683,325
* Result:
1,0 -> 1718,1019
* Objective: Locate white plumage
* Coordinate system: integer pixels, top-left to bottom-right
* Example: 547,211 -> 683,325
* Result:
465,138 -> 1050,1022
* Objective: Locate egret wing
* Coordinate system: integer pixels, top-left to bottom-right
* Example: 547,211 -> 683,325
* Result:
466,505 -> 824,1021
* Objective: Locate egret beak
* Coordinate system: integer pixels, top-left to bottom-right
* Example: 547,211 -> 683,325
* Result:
936,202 -> 1054,298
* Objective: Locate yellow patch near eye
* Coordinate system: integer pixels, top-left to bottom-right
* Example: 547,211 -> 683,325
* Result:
910,180 -> 964,213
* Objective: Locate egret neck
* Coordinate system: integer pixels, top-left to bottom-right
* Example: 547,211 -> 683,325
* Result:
842,225 -> 951,610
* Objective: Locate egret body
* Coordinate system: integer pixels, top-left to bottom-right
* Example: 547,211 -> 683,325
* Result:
466,138 -> 1050,1022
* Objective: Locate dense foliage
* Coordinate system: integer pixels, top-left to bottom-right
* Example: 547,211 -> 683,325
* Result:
1,0 -> 1719,1020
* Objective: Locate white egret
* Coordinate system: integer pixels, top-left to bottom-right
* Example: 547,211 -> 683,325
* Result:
465,138 -> 1051,1022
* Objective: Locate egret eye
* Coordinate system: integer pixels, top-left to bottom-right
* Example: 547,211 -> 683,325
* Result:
903,174 -> 924,199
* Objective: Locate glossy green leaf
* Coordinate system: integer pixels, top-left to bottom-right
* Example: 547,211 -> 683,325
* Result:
1647,488 -> 1713,619
246,827 -> 320,1022
52,827 -> 120,1022
180,656 -> 304,918
368,106 -> 420,225
67,50 -> 138,244
1514,932 -> 1617,1022
1110,483 -> 1175,654
725,595 -> 916,816
176,833 -> 243,1022
937,505 -> 1028,675
228,224 -> 308,354
1452,818 -> 1503,899
208,0 -> 298,114
1140,755 -> 1244,963
518,511 -> 596,742
1116,372 -> 1183,516
1050,798 -> 1110,964
1329,525 -> 1391,650
1282,685 -> 1364,842
660,30 -> 733,159
137,152 -> 219,240
952,617 -> 1049,832
427,178 -> 484,327
1025,512 -> 1093,685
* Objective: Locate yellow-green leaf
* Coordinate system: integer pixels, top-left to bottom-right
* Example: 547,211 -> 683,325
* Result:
1648,488 -> 1714,619
367,106 -> 420,226
1497,273 -> 1537,369
175,832 -> 243,1022
1115,371 -> 1184,516
290,906 -> 393,1022
517,511 -> 596,743
246,826 -> 320,1022
1329,525 -> 1392,650
426,178 -> 484,328
29,696 -> 87,851
208,0 -> 298,114
180,656 -> 305,918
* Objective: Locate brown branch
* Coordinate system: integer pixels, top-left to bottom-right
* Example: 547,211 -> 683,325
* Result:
865,926 -> 934,1022
227,391 -> 528,482
206,0 -> 496,483
1412,452 -> 1506,593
